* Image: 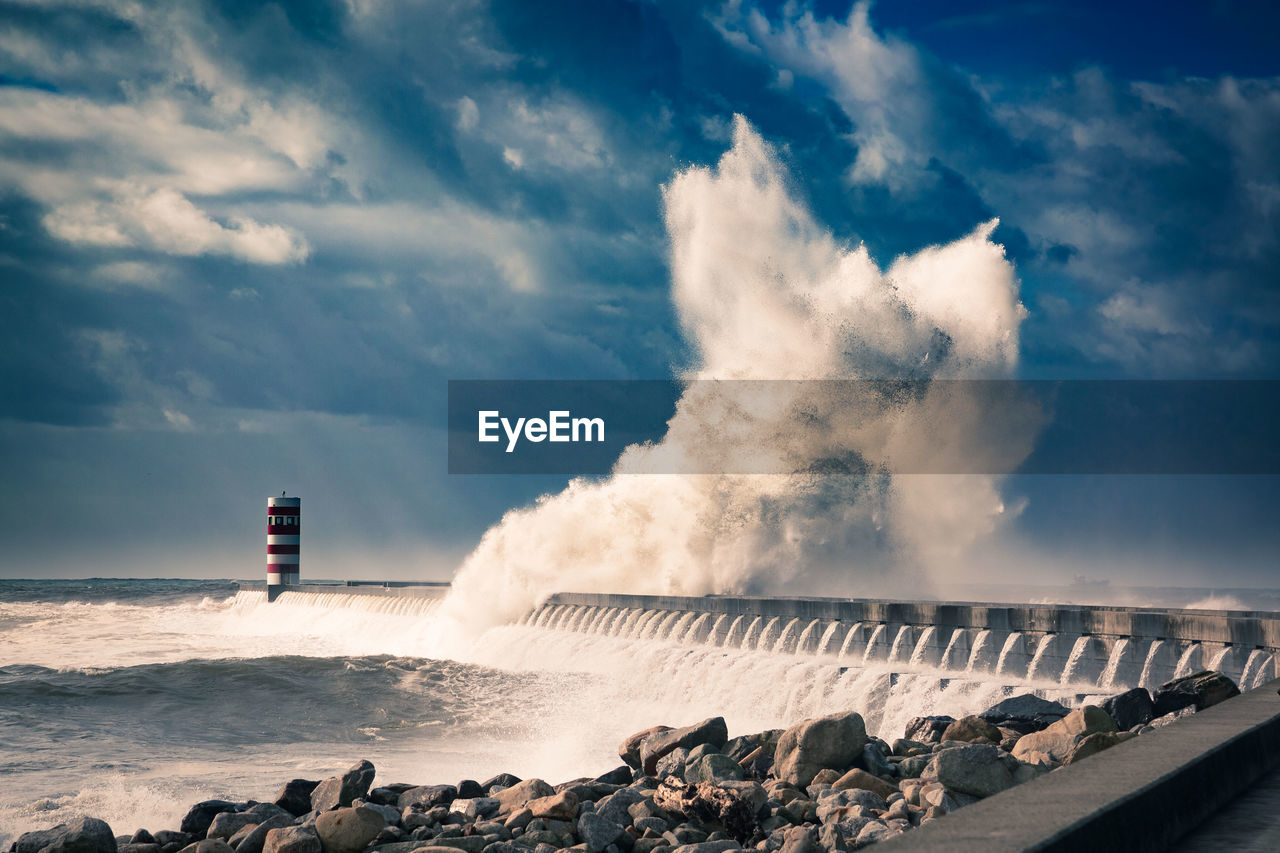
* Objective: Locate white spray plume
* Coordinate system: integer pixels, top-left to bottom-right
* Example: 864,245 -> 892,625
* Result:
437,116 -> 1028,641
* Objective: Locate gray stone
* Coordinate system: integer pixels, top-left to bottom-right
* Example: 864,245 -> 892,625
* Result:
311,761 -> 376,812
1101,687 -> 1155,730
1153,670 -> 1240,716
776,826 -> 818,853
923,744 -> 1013,798
275,782 -> 321,818
232,817 -> 289,853
979,694 -> 1070,735
941,715 -> 1001,744
177,842 -> 234,853
398,785 -> 458,810
655,748 -> 691,782
427,838 -> 487,853
774,711 -> 868,788
1064,731 -> 1138,765
181,803 -> 242,838
594,788 -> 645,827
262,827 -> 321,853
902,716 -> 954,745
620,726 -> 674,770
207,814 -> 259,841
17,818 -> 117,853
857,744 -> 895,778
639,718 -> 729,776
670,843 -> 740,853
685,754 -> 744,784
453,798 -> 501,820
578,813 -> 627,853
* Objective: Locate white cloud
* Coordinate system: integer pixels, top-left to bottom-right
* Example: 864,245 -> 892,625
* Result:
45,187 -> 309,265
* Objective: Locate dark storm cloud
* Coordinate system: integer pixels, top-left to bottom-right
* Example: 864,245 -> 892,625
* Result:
0,0 -> 1276,577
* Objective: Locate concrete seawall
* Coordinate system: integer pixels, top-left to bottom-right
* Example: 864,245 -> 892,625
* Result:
529,592 -> 1280,692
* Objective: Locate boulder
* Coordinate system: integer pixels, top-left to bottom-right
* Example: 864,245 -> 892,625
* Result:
176,842 -> 234,853
311,761 -> 376,812
180,803 -> 241,838
655,747 -> 692,782
1101,687 -> 1155,731
639,718 -> 729,776
1064,731 -> 1138,765
263,828 -> 320,853
923,744 -> 1013,798
314,807 -> 386,853
1060,706 -> 1118,737
398,785 -> 458,810
1153,671 -> 1240,716
274,781 -> 320,818
856,744 -> 895,778
132,831 -> 156,845
979,694 -> 1070,735
231,817 -> 289,853
482,774 -> 522,793
526,791 -> 580,821
777,825 -> 819,853
686,754 -> 745,784
577,812 -> 627,853
774,712 -> 867,787
941,715 -> 1001,744
492,778 -> 555,815
456,780 -> 484,799
620,726 -> 674,769
206,813 -> 258,841
1011,705 -> 1116,763
594,788 -> 646,827
830,769 -> 896,801
593,766 -> 634,786
17,818 -> 117,853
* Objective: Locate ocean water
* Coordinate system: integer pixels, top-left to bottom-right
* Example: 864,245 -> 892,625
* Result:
0,579 -> 1102,846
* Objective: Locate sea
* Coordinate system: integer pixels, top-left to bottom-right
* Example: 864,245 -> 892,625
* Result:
3,578 -> 1273,846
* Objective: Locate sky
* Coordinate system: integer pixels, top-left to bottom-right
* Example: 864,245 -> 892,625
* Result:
0,0 -> 1277,587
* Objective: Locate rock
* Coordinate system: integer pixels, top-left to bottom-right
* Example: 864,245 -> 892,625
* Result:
425,839 -> 487,853
207,813 -> 258,841
1151,705 -> 1198,727
119,845 -> 160,853
941,716 -> 1001,744
132,831 -> 157,845
594,766 -> 634,786
452,798 -> 500,820
453,780 -> 482,798
154,833 -> 194,848
398,784 -> 459,810
655,748 -> 691,782
815,788 -> 887,822
670,843 -> 741,853
594,788 -> 646,827
482,774 -> 522,793
923,744 -> 1013,798
774,712 -> 867,788
493,778 -> 556,815
274,781 -> 320,818
856,744 -> 895,778
17,818 -> 117,853
902,716 -> 954,744
179,803 -> 242,838
1153,671 -> 1240,716
654,780 -> 764,841
232,817 -> 289,853
776,826 -> 818,853
1101,687 -> 1155,731
311,761 -> 376,812
896,755 -> 929,779
177,842 -> 234,853
1062,705 -> 1118,736
830,767 -> 896,801
979,694 -> 1070,735
527,791 -> 580,821
578,813 -> 627,853
686,754 -> 745,784
314,807 -> 386,853
263,830 -> 321,853
621,726 -> 674,769
854,822 -> 892,846
639,719 -> 729,776
1064,731 -> 1138,765
1011,705 -> 1116,764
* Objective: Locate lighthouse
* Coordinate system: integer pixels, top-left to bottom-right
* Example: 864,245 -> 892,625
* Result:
267,494 -> 300,598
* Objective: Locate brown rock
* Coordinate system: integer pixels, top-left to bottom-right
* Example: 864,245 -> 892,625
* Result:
774,711 -> 868,787
941,716 -> 1001,744
1064,731 -> 1137,765
620,726 -> 673,769
526,791 -> 580,821
492,778 -> 555,816
831,768 -> 897,800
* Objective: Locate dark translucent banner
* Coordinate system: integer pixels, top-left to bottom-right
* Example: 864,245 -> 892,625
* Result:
447,380 -> 1280,475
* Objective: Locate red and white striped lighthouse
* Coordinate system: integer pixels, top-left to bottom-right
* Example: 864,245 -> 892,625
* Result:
267,494 -> 300,587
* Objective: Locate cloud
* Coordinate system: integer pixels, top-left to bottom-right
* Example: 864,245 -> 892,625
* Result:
45,188 -> 310,265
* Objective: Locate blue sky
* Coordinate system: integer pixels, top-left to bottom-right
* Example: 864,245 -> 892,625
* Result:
0,0 -> 1277,585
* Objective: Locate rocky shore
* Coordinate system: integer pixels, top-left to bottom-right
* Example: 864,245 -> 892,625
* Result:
14,671 -> 1240,853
